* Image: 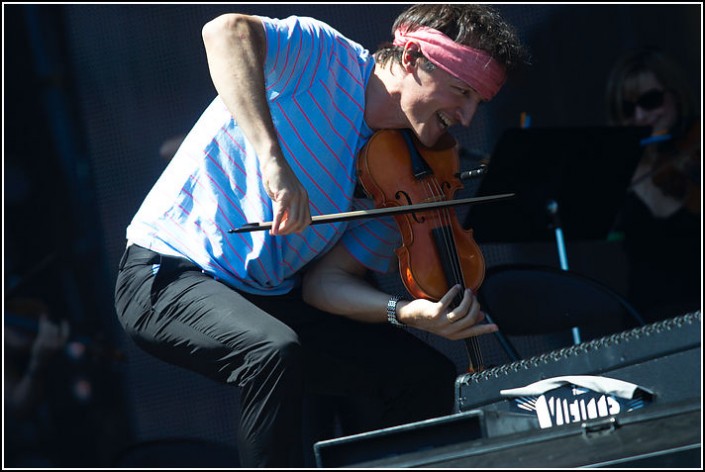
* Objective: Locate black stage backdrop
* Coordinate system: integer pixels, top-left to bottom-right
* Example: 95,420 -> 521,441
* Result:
4,3 -> 701,466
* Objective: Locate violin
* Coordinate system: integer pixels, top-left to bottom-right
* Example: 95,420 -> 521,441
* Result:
650,121 -> 701,214
357,129 -> 487,372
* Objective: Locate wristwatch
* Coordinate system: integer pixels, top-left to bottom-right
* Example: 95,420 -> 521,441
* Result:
386,295 -> 405,328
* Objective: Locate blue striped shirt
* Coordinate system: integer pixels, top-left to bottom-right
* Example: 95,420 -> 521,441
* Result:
126,15 -> 400,295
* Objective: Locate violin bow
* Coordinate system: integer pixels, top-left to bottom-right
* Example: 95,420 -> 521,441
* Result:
229,193 -> 514,233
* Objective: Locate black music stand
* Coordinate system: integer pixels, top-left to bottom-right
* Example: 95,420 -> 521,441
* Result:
465,126 -> 650,243
465,126 -> 649,356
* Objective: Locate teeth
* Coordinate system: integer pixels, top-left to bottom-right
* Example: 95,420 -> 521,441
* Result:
438,112 -> 451,129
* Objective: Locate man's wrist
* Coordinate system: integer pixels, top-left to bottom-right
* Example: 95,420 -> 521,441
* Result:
386,295 -> 406,328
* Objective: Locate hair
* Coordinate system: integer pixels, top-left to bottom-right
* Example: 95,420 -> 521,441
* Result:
605,47 -> 697,139
374,4 -> 529,74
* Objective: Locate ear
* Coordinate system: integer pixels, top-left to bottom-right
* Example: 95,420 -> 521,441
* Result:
401,42 -> 421,71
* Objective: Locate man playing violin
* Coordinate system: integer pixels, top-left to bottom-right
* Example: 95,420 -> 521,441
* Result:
115,4 -> 527,467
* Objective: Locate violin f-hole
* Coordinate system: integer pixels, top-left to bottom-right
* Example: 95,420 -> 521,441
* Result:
395,190 -> 425,223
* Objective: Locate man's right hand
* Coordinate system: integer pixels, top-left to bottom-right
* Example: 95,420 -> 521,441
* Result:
261,158 -> 311,235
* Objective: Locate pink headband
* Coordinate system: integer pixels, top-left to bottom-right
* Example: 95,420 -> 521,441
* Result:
393,26 -> 506,101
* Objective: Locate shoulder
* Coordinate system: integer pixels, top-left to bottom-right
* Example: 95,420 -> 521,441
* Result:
257,15 -> 364,51
257,15 -> 334,33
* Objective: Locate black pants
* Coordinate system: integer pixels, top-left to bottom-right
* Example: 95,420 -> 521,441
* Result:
114,244 -> 457,468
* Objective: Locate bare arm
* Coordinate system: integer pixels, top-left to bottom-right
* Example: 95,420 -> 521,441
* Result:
202,14 -> 310,234
302,243 -> 497,341
7,315 -> 69,419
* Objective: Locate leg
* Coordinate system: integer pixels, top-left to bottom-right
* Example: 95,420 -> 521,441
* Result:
252,292 -> 458,434
114,245 -> 304,467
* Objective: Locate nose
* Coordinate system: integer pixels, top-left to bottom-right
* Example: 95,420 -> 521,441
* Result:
457,98 -> 479,127
633,106 -> 651,125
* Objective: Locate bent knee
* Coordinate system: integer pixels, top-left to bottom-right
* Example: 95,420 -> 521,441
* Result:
242,328 -> 303,375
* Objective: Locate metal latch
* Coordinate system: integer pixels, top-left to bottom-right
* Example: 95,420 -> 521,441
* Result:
581,416 -> 618,438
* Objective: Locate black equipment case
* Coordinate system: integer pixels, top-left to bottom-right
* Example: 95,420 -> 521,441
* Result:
315,397 -> 700,468
314,312 -> 701,468
455,311 -> 701,414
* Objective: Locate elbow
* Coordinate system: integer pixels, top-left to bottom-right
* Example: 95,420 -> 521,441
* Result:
301,272 -> 318,306
302,268 -> 332,309
202,13 -> 256,47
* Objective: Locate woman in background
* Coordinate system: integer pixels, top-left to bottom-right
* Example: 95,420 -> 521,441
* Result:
606,47 -> 700,322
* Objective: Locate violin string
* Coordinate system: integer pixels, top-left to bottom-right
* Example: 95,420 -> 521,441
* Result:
425,174 -> 484,371
428,178 -> 484,371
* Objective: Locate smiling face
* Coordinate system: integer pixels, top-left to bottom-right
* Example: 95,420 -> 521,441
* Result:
365,43 -> 493,147
400,59 -> 484,147
401,63 -> 484,147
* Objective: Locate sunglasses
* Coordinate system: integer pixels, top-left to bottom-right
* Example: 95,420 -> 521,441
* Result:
622,89 -> 665,117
